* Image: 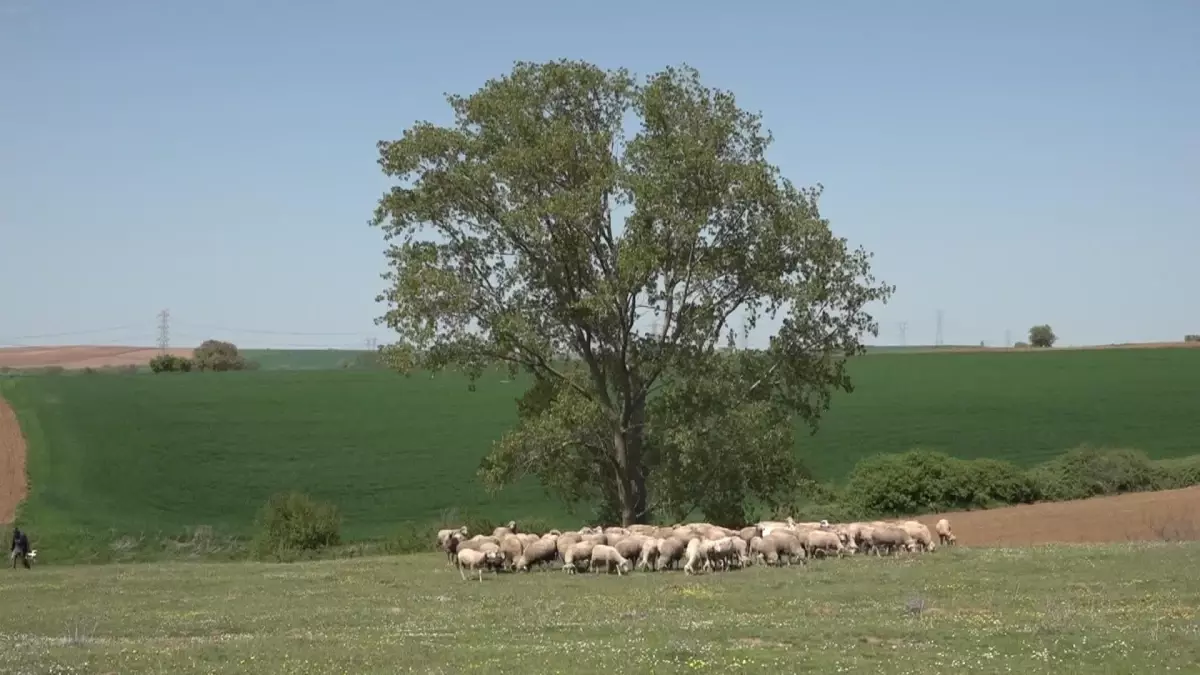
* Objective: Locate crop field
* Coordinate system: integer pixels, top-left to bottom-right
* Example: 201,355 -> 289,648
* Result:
3,544 -> 1199,674
238,349 -> 379,371
2,346 -> 1199,553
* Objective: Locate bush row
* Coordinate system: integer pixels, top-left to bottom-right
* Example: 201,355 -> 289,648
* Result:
829,446 -> 1200,518
33,446 -> 1198,564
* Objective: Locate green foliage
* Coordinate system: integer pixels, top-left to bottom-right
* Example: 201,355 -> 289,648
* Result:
844,446 -> 1200,519
1029,324 -> 1057,348
5,347 -> 1200,560
253,491 -> 342,558
1153,455 -> 1200,489
371,59 -> 892,524
1027,446 -> 1164,502
192,339 -> 249,372
1185,335 -> 1200,343
149,354 -> 193,373
845,450 -> 1042,516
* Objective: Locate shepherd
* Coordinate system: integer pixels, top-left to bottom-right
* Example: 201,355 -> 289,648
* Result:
10,526 -> 31,569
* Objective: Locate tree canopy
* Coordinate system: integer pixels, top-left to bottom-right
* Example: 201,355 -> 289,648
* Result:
1028,325 -> 1057,348
370,60 -> 893,526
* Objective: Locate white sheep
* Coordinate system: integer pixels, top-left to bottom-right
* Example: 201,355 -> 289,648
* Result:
636,537 -> 661,571
897,521 -> 936,552
935,518 -> 956,546
563,541 -> 596,574
589,544 -> 633,575
804,529 -> 845,558
457,548 -> 503,582
682,538 -> 706,575
514,537 -> 557,571
656,537 -> 687,570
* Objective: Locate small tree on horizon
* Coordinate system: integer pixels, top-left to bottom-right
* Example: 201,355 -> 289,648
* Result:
1029,325 -> 1057,348
193,339 -> 248,371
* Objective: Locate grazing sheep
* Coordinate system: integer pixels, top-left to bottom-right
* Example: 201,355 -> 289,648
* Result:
750,536 -> 784,566
457,548 -> 504,582
499,535 -> 525,568
563,541 -> 596,574
636,538 -> 661,571
935,518 -> 956,546
491,520 -> 518,539
766,532 -> 806,565
682,538 -> 706,575
556,532 -> 583,561
804,529 -> 845,558
656,537 -> 687,570
614,535 -> 646,560
730,537 -> 750,567
704,537 -> 738,571
898,521 -> 936,552
590,544 -> 633,575
514,537 -> 558,571
436,525 -> 468,550
864,525 -> 909,556
456,535 -> 499,552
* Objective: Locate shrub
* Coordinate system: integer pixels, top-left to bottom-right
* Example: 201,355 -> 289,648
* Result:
253,491 -> 341,558
1185,334 -> 1200,343
149,354 -> 194,373
844,449 -> 965,516
1026,446 -> 1163,502
1151,456 -> 1200,490
192,339 -> 248,372
956,458 -> 1040,507
844,449 -> 1037,516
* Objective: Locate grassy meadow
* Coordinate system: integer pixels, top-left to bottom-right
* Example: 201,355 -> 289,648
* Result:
3,544 -> 1199,673
2,347 -> 1199,558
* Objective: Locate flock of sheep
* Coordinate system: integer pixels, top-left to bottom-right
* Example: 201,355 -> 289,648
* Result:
438,517 -> 957,581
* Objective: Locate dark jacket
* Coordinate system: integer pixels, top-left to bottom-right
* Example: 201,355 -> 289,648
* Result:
11,529 -> 28,553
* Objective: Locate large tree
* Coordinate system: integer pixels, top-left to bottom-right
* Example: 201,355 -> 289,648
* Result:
370,60 -> 893,526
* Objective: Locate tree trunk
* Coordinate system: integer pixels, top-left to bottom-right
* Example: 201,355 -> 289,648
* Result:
612,403 -> 650,527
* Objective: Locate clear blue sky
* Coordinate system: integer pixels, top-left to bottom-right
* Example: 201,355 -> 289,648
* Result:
2,0 -> 1196,349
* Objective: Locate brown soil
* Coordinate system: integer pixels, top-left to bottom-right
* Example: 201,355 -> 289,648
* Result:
937,341 -> 1200,354
0,394 -> 27,524
915,486 -> 1200,546
0,346 -> 194,370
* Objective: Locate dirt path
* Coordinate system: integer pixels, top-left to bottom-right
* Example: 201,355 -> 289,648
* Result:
915,486 -> 1200,546
0,392 -> 28,523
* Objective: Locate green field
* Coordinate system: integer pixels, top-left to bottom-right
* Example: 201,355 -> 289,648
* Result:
3,347 -> 1199,551
3,545 -> 1198,673
239,348 -> 379,371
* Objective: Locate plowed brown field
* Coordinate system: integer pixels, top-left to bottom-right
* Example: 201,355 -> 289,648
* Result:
0,346 -> 194,369
916,486 -> 1200,546
0,394 -> 27,523
938,341 -> 1200,354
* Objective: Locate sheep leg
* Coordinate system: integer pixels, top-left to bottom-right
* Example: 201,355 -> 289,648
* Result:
459,565 -> 467,581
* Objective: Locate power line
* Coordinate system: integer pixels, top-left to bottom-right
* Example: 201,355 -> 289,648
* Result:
173,320 -> 368,337
0,324 -> 143,343
157,309 -> 171,353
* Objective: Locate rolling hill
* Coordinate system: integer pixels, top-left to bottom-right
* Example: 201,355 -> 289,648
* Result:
2,346 -> 1199,557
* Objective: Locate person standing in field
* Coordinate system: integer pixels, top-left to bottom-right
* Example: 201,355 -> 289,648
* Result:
9,526 -> 30,569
